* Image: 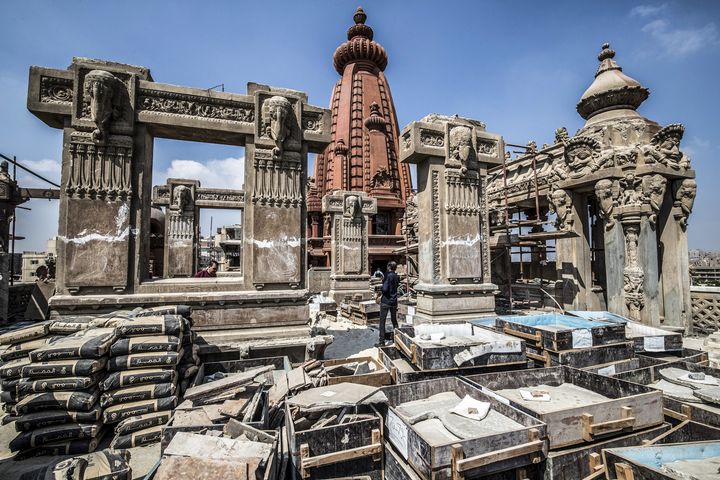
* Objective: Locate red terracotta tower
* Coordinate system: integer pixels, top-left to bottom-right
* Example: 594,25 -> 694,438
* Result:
308,6 -> 413,268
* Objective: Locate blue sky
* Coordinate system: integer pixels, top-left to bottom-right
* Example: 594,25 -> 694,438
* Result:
1,0 -> 718,251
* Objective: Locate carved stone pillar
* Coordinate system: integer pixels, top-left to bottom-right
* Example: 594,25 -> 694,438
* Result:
323,191 -> 377,303
400,114 -> 501,323
163,179 -> 199,278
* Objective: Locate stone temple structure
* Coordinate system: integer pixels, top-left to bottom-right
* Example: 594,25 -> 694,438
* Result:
307,7 -> 413,270
487,44 -> 696,330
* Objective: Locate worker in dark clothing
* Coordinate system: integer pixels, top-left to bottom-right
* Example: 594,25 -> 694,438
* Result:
194,260 -> 218,278
377,261 -> 400,346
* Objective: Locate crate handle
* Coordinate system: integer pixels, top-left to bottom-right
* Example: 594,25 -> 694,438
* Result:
581,407 -> 635,441
393,333 -> 417,363
451,429 -> 543,480
615,462 -> 635,480
526,351 -> 550,367
502,326 -> 542,344
299,428 -> 382,479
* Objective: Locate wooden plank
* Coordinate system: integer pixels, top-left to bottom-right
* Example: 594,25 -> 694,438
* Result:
503,326 -> 541,344
614,462 -> 635,480
453,439 -> 545,472
581,407 -> 635,441
300,443 -> 382,470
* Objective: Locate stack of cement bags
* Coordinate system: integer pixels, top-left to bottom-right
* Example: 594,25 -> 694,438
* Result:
8,327 -> 115,455
102,313 -> 187,448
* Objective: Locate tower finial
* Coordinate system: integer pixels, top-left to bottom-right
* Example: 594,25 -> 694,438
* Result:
354,6 -> 367,24
598,43 -> 615,62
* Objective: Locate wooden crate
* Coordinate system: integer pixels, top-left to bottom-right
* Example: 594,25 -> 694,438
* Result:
324,356 -> 394,387
637,347 -> 708,365
583,356 -> 665,377
615,360 -> 720,429
380,376 -> 548,480
568,311 -> 683,354
285,402 -> 384,480
463,367 -> 664,450
384,440 -> 545,480
494,314 -> 626,351
602,441 -> 720,480
542,424 -> 669,480
393,323 -> 526,371
525,341 -> 634,369
378,346 -> 528,384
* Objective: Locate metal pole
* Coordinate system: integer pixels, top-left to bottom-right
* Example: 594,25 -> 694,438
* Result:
502,153 -> 513,312
10,157 -> 16,286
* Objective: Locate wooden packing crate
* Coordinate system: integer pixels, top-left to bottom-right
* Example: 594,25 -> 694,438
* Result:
379,376 -> 548,480
285,402 -> 384,480
542,423 -> 670,480
646,420 -> 720,445
602,441 -> 720,480
614,360 -> 720,429
582,356 -> 666,377
567,311 -> 683,354
493,314 -> 626,351
525,341 -> 634,369
463,366 -> 665,450
393,324 -> 526,372
637,347 -> 708,365
378,345 -> 528,384
384,440 -> 545,480
324,356 -> 394,388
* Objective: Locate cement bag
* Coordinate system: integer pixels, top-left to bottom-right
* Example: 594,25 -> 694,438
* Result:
100,368 -> 177,391
182,330 -> 197,347
114,410 -> 171,435
109,335 -> 181,356
111,424 -> 163,448
17,373 -> 102,395
107,350 -> 182,372
115,315 -> 183,337
103,396 -> 178,424
0,321 -> 50,345
44,448 -> 132,480
48,320 -> 91,334
0,336 -> 58,362
136,305 -> 191,319
0,357 -> 32,379
14,390 -> 99,413
181,344 -> 200,365
22,357 -> 107,378
14,406 -> 103,431
178,363 -> 199,380
99,383 -> 176,407
10,421 -> 102,451
30,328 -> 116,362
1,389 -> 18,403
16,434 -> 104,459
1,377 -> 19,390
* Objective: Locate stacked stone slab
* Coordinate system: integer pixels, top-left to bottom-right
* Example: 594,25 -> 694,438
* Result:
102,307 -> 195,449
7,325 -> 115,455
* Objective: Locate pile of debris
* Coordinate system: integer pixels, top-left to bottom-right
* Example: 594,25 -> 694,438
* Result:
339,296 -> 379,325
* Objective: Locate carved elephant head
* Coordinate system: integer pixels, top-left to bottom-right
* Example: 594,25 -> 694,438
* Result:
448,125 -> 475,173
83,70 -> 123,144
263,96 -> 294,159
344,195 -> 360,218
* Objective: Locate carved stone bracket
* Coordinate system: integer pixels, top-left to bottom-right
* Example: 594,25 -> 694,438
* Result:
547,187 -> 574,232
673,178 -> 697,230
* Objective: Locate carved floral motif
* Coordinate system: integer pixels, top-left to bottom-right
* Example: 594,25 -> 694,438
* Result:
420,130 -> 444,147
40,76 -> 73,104
138,90 -> 254,123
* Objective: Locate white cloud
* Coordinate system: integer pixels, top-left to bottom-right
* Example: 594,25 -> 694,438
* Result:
630,4 -> 667,17
14,158 -> 61,189
159,157 -> 245,190
641,19 -> 719,56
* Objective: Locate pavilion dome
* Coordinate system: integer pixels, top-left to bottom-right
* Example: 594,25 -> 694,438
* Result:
576,43 -> 649,120
333,7 -> 388,74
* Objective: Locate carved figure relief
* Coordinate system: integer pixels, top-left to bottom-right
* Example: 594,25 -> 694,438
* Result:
547,188 -> 574,232
563,136 -> 602,179
447,125 -> 475,173
172,185 -> 193,212
554,127 -> 569,144
619,172 -> 644,207
402,194 -> 418,242
623,225 -> 644,321
83,70 -> 124,144
642,174 -> 667,226
645,124 -> 690,170
674,178 -> 697,229
261,96 -> 301,160
595,179 -> 619,229
370,167 -> 393,189
344,195 -> 360,218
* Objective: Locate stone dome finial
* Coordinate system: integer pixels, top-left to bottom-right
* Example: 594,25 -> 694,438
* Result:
354,6 -> 367,24
576,43 -> 649,120
334,7 -> 387,73
364,102 -> 387,131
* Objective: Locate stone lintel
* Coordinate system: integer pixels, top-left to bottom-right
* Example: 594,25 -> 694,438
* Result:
153,184 -> 245,209
414,282 -> 498,295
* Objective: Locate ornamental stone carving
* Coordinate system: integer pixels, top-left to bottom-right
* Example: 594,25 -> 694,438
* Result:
619,172 -> 644,208
171,185 -> 193,212
644,124 -> 690,170
370,166 -> 393,189
623,225 -> 644,321
261,95 -> 300,160
554,127 -> 569,144
595,178 -> 618,229
548,188 -> 573,232
642,174 -> 667,225
83,70 -> 124,144
674,178 -> 697,229
344,194 -> 360,218
447,125 -> 475,173
563,135 -> 602,179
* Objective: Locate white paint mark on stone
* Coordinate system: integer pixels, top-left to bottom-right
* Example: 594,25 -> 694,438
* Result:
253,236 -> 301,248
441,234 -> 482,247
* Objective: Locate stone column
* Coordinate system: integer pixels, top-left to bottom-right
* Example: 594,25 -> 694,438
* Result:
323,191 -> 377,303
400,114 -> 501,323
163,179 -> 199,278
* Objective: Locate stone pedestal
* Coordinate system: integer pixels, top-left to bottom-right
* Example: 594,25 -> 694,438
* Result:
163,179 -> 199,278
400,114 -> 501,323
323,191 -> 377,303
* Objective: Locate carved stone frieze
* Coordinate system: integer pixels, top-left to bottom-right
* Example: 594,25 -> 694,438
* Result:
301,110 -> 324,133
431,170 -> 441,281
420,130 -> 444,148
40,76 -> 73,105
444,170 -> 481,216
251,149 -> 302,208
66,132 -> 133,199
476,139 -> 497,157
138,89 -> 254,123
643,123 -> 690,170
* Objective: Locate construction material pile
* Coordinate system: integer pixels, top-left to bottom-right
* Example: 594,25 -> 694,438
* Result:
5,324 -> 115,456
101,312 -> 188,449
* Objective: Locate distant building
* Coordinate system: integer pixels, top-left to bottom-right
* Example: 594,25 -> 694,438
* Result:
214,225 -> 243,273
198,237 -> 214,269
20,238 -> 57,283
